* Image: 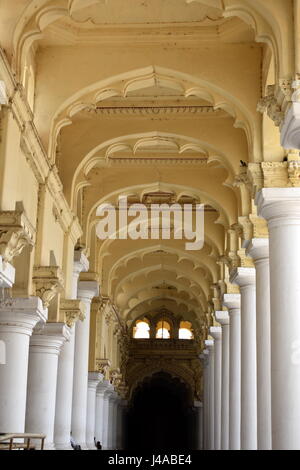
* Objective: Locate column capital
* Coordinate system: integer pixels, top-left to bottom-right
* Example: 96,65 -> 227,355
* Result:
33,265 -> 64,308
88,372 -> 104,390
78,279 -> 99,302
73,250 -> 89,276
0,208 -> 35,264
96,357 -> 111,375
0,296 -> 47,335
222,293 -> 241,311
230,267 -> 256,288
210,326 -> 222,340
60,298 -> 86,326
215,310 -> 229,326
256,187 -> 300,226
0,256 -> 15,288
31,322 -> 70,355
246,238 -> 269,262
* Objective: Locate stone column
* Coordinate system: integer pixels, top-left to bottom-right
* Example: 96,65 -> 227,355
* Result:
209,326 -> 222,450
107,391 -> 119,450
201,350 -> 209,450
257,188 -> 300,449
194,401 -> 204,450
223,293 -> 241,450
101,383 -> 114,449
25,323 -> 69,449
0,297 -> 46,433
231,267 -> 257,450
71,279 -> 98,449
247,238 -> 271,450
215,311 -> 230,450
86,372 -> 103,449
95,380 -> 111,445
54,252 -> 88,449
205,339 -> 214,450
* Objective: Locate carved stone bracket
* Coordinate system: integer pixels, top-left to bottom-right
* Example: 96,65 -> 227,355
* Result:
60,298 -> 86,327
248,160 -> 300,197
0,209 -> 35,263
110,368 -> 123,388
33,266 -> 64,308
96,358 -> 111,375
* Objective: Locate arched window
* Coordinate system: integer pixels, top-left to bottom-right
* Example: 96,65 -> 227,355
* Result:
133,318 -> 150,338
179,321 -> 193,340
156,320 -> 171,339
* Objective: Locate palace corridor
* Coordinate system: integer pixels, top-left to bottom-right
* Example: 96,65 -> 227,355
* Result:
1,0 -> 300,451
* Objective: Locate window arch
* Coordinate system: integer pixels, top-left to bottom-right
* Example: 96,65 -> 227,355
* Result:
133,318 -> 150,339
156,319 -> 171,339
178,321 -> 193,340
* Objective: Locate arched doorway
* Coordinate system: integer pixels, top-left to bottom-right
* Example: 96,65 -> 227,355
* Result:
125,371 -> 196,450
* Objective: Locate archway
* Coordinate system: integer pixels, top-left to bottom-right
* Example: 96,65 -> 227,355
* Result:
125,371 -> 197,450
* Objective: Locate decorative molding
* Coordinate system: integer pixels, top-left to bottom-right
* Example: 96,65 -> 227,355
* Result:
238,214 -> 268,242
0,209 -> 35,263
59,298 -> 86,327
0,49 -> 82,244
96,358 -> 111,375
110,368 -> 122,388
33,266 -> 64,308
86,105 -> 222,118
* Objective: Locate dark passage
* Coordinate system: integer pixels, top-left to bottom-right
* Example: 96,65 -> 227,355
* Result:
125,371 -> 197,450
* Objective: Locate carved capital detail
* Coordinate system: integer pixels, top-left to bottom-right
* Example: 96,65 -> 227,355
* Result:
110,368 -> 123,388
33,266 -> 64,308
60,298 -> 86,327
0,209 -> 35,263
96,358 -> 111,375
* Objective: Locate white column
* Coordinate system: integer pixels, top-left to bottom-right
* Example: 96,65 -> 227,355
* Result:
223,293 -> 241,450
201,350 -> 209,450
71,280 -> 98,449
231,267 -> 257,450
247,238 -> 271,450
209,326 -> 222,450
25,323 -> 69,449
54,252 -> 89,449
95,380 -> 111,445
257,188 -> 300,449
194,401 -> 203,450
0,297 -> 46,433
107,391 -> 119,450
86,372 -> 103,449
205,339 -> 214,450
215,311 -> 230,450
101,384 -> 114,449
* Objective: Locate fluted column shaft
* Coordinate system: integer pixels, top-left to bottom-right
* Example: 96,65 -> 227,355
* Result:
25,323 -> 69,449
210,326 -> 222,450
54,251 -> 89,449
86,372 -> 103,449
216,311 -> 230,450
231,267 -> 257,450
71,280 -> 99,449
223,293 -> 241,450
247,238 -> 271,450
205,339 -> 214,450
0,297 -> 46,433
257,188 -> 300,449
